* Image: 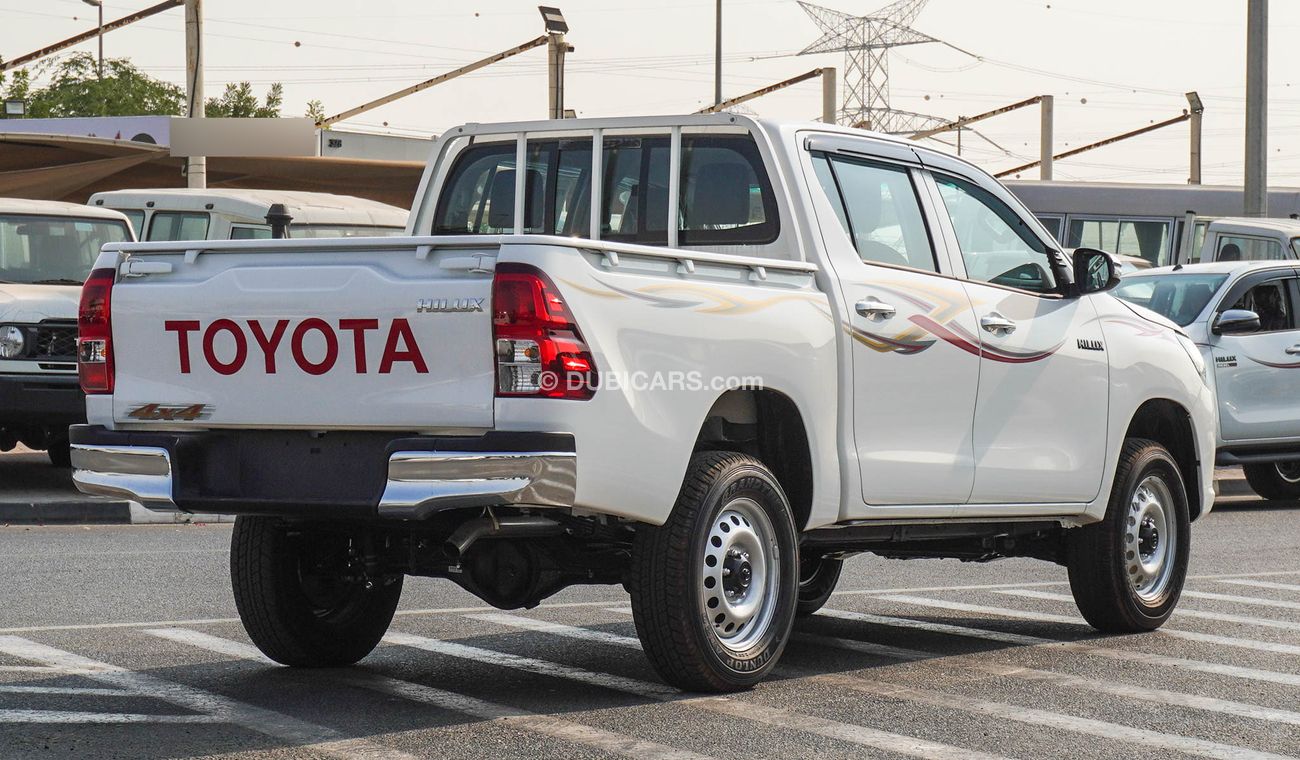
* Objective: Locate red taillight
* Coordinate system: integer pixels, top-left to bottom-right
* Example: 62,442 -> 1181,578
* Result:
78,267 -> 116,394
492,264 -> 597,399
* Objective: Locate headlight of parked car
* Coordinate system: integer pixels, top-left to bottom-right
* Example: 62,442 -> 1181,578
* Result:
0,326 -> 25,359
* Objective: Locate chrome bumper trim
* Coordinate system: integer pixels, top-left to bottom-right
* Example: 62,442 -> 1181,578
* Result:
70,444 -> 177,511
378,450 -> 577,519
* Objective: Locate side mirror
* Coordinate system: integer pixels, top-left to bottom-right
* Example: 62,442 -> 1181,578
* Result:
1212,309 -> 1261,335
1070,248 -> 1121,297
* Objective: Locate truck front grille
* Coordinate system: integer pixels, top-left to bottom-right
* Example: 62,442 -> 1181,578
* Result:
30,322 -> 78,362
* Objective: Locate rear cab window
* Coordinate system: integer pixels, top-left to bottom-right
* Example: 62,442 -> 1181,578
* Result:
431,134 -> 779,246
147,211 -> 210,242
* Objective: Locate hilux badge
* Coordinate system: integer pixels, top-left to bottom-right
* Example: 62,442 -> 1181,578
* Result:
417,298 -> 485,313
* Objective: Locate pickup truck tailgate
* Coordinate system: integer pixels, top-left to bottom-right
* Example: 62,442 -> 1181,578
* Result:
109,244 -> 495,429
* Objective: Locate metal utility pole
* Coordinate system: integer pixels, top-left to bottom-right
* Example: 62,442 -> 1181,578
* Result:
1039,94 -> 1054,180
542,7 -> 570,119
1,0 -> 182,74
695,67 -> 833,116
821,66 -> 836,124
1187,91 -> 1204,185
714,0 -> 723,106
996,109 -> 1194,178
184,0 -> 205,189
81,0 -> 104,79
1245,0 -> 1267,216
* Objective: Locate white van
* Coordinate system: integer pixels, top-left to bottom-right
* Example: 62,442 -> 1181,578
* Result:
86,189 -> 409,242
0,199 -> 134,465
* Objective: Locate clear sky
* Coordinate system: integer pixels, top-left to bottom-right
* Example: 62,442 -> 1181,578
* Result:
2,0 -> 1295,186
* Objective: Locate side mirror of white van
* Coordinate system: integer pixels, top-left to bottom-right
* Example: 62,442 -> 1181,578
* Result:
1071,248 -> 1121,297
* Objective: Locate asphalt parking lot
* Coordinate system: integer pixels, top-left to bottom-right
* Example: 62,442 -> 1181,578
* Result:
0,486 -> 1298,759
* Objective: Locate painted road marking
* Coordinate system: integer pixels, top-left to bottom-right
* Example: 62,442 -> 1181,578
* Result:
824,601 -> 1300,688
0,636 -> 412,760
1182,590 -> 1300,613
1217,579 -> 1300,594
387,629 -> 1011,760
995,589 -> 1300,654
475,613 -> 1292,760
145,628 -> 715,760
802,630 -> 1300,728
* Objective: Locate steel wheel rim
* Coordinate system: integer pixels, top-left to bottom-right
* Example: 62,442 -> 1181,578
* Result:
1126,474 -> 1176,603
701,497 -> 779,653
1276,461 -> 1300,483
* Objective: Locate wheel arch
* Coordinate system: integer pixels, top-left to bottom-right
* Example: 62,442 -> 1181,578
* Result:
694,388 -> 814,531
1124,398 -> 1203,520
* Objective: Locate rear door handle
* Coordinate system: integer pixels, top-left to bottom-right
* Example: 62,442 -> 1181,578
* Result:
1286,345 -> 1300,355
980,313 -> 1017,335
855,297 -> 896,320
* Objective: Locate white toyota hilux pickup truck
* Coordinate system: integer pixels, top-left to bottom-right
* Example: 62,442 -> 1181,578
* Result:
72,115 -> 1216,692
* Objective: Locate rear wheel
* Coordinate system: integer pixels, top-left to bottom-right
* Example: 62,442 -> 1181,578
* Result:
1242,462 -> 1300,501
230,517 -> 402,667
629,451 -> 798,692
796,555 -> 843,617
1067,438 -> 1190,632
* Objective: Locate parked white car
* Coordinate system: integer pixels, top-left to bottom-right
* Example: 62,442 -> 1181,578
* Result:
87,188 -> 409,242
70,115 -> 1215,692
1114,261 -> 1300,499
0,199 -> 134,465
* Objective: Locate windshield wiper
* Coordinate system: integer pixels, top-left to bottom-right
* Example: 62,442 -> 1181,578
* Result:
30,278 -> 84,285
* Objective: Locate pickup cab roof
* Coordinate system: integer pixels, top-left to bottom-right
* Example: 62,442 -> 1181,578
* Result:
0,197 -> 133,223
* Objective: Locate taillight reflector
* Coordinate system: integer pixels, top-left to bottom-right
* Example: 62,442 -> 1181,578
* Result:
492,264 -> 597,399
78,267 -> 116,394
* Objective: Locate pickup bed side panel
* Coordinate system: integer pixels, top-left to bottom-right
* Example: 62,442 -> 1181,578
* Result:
494,243 -> 840,529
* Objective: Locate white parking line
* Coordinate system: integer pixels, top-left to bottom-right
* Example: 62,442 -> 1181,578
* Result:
0,636 -> 414,760
387,629 -> 1012,760
994,589 -> 1300,654
145,628 -> 715,760
1183,590 -> 1300,613
0,710 -> 218,724
813,673 -> 1294,760
472,613 -> 1292,760
0,685 -> 135,697
801,631 -> 1300,728
830,601 -> 1300,688
1218,579 -> 1300,593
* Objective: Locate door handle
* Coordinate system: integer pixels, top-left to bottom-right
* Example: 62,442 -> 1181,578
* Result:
855,297 -> 896,320
1286,345 -> 1300,355
980,313 -> 1017,335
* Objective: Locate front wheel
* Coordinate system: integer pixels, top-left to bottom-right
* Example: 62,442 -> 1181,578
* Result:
629,451 -> 798,692
1067,438 -> 1190,632
230,517 -> 403,667
1242,462 -> 1300,501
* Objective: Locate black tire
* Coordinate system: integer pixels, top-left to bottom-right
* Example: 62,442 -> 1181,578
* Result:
1242,462 -> 1300,501
45,436 -> 71,468
1067,438 -> 1190,632
629,451 -> 798,692
230,517 -> 402,667
796,555 -> 843,617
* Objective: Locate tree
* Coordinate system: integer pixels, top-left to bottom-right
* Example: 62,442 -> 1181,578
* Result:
305,99 -> 326,126
13,53 -> 184,118
206,82 -> 283,118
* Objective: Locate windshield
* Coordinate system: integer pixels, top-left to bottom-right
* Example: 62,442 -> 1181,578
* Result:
293,225 -> 405,238
1112,273 -> 1228,326
0,214 -> 130,284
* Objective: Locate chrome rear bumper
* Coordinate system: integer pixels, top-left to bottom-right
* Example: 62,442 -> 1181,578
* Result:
70,434 -> 576,519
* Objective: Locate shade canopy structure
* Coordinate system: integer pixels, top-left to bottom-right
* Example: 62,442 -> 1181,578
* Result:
0,132 -> 424,209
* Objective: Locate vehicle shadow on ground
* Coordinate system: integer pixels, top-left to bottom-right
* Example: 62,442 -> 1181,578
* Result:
1210,497 -> 1300,513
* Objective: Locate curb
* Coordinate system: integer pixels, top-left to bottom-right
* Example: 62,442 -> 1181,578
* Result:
0,500 -> 132,525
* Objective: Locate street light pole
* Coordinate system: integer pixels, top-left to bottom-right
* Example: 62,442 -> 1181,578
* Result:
1245,0 -> 1268,217
714,0 -> 722,106
81,0 -> 103,79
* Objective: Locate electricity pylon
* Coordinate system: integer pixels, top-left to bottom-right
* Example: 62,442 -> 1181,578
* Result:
798,0 -> 950,133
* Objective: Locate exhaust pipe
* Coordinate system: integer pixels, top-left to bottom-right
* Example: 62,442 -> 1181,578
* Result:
445,515 -> 563,561
266,203 -> 293,239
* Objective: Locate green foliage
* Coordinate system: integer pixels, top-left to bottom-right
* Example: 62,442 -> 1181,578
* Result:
12,53 -> 184,118
205,82 -> 283,118
305,99 -> 326,125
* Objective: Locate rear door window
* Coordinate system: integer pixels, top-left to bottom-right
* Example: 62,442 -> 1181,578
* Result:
147,211 -> 210,242
810,152 -> 936,273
